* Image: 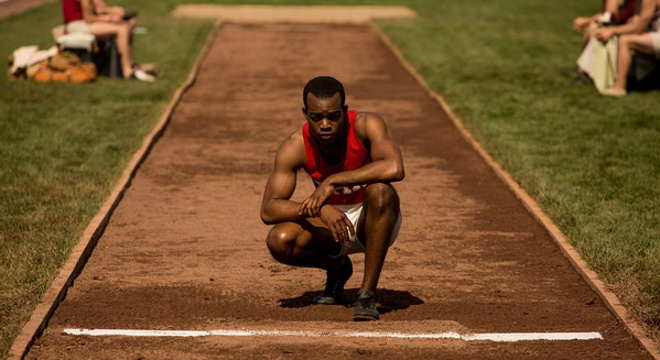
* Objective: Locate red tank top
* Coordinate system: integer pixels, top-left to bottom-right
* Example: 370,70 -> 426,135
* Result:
302,110 -> 371,205
62,0 -> 83,24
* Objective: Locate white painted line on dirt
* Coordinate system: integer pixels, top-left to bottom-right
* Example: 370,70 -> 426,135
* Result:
63,329 -> 603,342
463,332 -> 603,341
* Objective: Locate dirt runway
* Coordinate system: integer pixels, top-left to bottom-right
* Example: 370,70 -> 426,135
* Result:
0,0 -> 54,19
25,23 -> 652,359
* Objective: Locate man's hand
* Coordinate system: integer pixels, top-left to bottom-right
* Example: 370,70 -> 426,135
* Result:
298,181 -> 335,217
319,205 -> 355,245
596,28 -> 615,42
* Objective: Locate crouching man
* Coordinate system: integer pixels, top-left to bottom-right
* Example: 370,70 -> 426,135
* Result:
260,76 -> 404,321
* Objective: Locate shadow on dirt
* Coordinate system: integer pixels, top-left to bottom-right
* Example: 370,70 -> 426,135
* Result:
278,288 -> 423,314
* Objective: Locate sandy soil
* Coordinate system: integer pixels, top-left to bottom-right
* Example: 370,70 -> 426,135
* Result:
26,23 -> 652,359
171,5 -> 416,22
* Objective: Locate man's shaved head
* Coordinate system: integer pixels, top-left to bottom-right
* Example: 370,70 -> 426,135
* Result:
303,76 -> 346,110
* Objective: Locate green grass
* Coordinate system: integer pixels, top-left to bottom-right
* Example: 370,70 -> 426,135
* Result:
1,0 -> 659,357
0,2 -> 213,357
378,0 -> 660,342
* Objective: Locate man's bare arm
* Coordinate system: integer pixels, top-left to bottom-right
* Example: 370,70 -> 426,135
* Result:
260,134 -> 308,225
328,113 -> 405,186
299,113 -> 404,216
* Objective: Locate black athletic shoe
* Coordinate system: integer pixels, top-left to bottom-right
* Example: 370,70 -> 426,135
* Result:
353,291 -> 379,321
315,256 -> 353,305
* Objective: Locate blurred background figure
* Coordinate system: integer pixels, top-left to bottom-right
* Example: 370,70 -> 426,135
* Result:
597,0 -> 660,96
62,0 -> 153,81
570,0 -> 640,87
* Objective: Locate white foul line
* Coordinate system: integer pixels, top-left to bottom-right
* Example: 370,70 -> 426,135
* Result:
63,328 -> 603,342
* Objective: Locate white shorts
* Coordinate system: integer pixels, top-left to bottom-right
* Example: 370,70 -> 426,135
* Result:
650,31 -> 660,56
330,202 -> 402,258
650,16 -> 660,56
65,20 -> 90,34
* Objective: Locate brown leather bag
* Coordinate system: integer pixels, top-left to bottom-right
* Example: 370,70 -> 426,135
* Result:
30,51 -> 97,83
31,61 -> 97,83
48,51 -> 80,71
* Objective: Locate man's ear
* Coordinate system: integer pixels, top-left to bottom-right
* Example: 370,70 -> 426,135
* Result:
302,107 -> 307,116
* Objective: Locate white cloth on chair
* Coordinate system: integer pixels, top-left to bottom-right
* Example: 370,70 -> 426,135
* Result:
9,45 -> 58,76
57,32 -> 95,51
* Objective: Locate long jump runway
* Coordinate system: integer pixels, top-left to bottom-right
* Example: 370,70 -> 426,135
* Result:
26,23 -> 652,359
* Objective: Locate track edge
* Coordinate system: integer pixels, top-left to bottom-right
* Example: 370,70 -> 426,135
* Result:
6,19 -> 225,360
368,21 -> 659,360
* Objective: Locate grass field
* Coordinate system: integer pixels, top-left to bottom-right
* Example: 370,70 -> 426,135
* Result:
1,0 -> 658,357
0,2 -> 213,356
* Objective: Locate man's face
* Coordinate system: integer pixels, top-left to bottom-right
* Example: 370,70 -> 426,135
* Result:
303,92 -> 347,146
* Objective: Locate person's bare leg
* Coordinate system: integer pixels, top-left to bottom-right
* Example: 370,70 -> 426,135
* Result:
267,218 -> 352,305
352,183 -> 399,320
115,23 -> 133,78
613,34 -> 655,91
358,183 -> 400,294
614,35 -> 634,90
266,218 -> 344,271
87,22 -> 134,78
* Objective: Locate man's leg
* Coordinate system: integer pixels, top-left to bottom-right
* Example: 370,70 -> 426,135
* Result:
354,183 -> 400,320
267,218 -> 343,271
87,22 -> 134,78
266,218 -> 353,304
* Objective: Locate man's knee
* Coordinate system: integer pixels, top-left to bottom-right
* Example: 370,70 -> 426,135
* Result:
266,225 -> 298,263
365,183 -> 398,214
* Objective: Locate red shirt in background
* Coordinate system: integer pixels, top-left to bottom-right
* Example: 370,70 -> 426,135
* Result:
611,0 -> 638,24
62,0 -> 83,24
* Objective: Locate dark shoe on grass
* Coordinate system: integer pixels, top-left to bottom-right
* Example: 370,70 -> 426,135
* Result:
315,256 -> 353,305
573,72 -> 593,84
353,291 -> 379,321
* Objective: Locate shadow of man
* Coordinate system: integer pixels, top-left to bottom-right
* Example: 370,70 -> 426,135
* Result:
279,288 -> 423,315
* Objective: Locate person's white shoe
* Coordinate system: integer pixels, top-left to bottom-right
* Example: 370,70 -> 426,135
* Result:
132,69 -> 155,82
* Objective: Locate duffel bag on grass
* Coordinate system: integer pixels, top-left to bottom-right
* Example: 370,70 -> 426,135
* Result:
29,60 -> 97,83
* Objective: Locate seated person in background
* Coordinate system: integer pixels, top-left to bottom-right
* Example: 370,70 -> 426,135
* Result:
572,0 -> 639,84
62,0 -> 153,81
598,0 -> 660,96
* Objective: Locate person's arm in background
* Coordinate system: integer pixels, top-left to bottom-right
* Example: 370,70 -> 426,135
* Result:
80,0 -> 121,22
92,0 -> 124,16
573,0 -> 620,30
597,0 -> 656,40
